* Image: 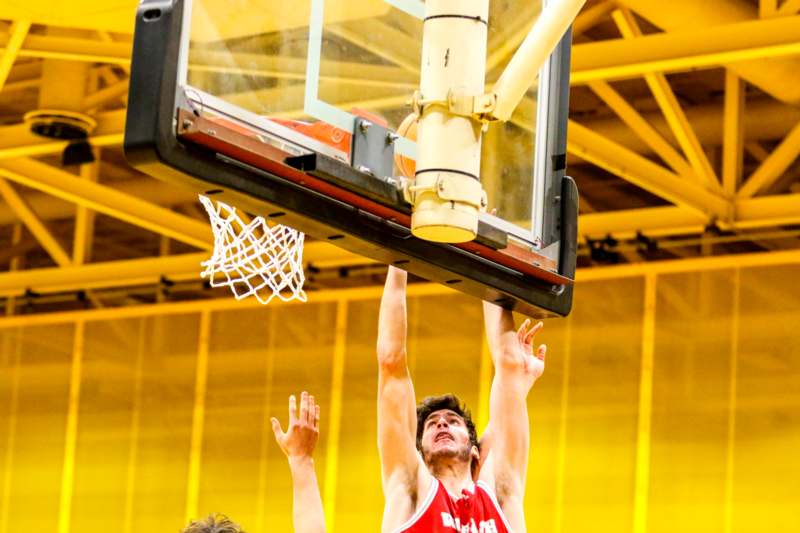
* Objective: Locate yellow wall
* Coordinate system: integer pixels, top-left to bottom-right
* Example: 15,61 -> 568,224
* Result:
0,265 -> 798,532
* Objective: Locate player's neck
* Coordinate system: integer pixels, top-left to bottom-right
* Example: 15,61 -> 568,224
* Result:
430,461 -> 473,496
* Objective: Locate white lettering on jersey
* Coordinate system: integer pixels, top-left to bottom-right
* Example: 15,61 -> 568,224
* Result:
442,513 -> 455,528
440,513 -> 499,533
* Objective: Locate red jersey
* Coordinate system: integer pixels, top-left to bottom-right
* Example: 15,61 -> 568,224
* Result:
394,478 -> 513,533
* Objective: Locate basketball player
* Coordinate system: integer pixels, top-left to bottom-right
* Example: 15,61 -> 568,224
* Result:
181,393 -> 325,533
272,391 -> 326,533
180,514 -> 245,533
377,266 -> 546,532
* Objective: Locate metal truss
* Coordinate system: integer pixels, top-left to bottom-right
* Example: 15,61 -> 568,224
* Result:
1,2 -> 800,306
1,247 -> 799,324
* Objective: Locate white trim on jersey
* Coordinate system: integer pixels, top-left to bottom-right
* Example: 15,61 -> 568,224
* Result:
390,477 -> 439,533
441,480 -> 475,501
476,480 -> 515,533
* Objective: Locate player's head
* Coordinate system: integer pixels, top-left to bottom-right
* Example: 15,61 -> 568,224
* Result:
416,394 -> 480,475
181,514 -> 245,533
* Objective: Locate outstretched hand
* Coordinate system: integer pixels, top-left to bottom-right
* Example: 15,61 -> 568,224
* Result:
483,301 -> 547,388
271,391 -> 320,461
516,318 -> 547,384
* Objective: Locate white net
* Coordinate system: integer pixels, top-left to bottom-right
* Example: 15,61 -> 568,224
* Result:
199,195 -> 307,304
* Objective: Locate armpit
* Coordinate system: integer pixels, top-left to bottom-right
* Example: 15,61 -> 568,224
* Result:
493,470 -> 513,506
385,463 -> 419,504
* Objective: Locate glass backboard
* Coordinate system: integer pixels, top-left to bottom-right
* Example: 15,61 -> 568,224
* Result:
125,0 -> 577,317
183,0 -> 549,239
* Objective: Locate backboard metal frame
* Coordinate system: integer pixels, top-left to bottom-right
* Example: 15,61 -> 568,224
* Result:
124,0 -> 578,317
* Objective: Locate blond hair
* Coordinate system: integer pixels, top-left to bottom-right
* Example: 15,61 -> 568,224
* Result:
181,514 -> 245,533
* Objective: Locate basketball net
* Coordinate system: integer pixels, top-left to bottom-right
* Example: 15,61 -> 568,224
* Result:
199,195 -> 307,304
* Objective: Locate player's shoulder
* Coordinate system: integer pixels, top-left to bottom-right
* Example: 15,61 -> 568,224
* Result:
475,480 -> 517,533
475,479 -> 500,501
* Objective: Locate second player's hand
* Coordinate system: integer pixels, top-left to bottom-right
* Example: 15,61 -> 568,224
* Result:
271,391 -> 320,461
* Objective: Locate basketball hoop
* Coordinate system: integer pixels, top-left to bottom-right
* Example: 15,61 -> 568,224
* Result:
199,195 -> 307,304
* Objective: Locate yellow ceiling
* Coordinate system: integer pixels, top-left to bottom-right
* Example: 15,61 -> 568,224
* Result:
0,0 -> 139,33
0,0 -> 393,37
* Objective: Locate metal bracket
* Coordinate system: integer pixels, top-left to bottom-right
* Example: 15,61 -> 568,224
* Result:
410,89 -> 498,130
351,117 -> 396,180
404,173 -> 487,210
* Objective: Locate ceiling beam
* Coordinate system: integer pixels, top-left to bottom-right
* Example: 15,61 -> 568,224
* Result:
0,277 -> 452,325
0,76 -> 39,94
81,79 -> 129,111
579,205 -> 705,239
0,233 -> 39,265
0,20 -> 31,92
7,32 -> 132,64
578,247 -> 800,282
2,245 -> 800,308
578,193 -> 800,239
0,169 -> 794,253
777,0 -> 800,16
0,133 -> 125,160
735,192 -> 800,228
587,80 -> 692,177
0,177 -> 72,267
737,119 -> 800,198
0,252 -> 209,297
745,142 -> 771,163
73,155 -> 98,265
0,109 -> 126,159
567,120 -> 731,220
570,14 -> 800,83
4,16 -> 800,85
4,60 -> 40,82
325,3 -> 605,88
2,99 -> 796,164
612,8 -> 719,191
0,32 -> 413,88
583,99 -> 799,157
572,0 -> 616,36
0,158 -> 212,250
95,31 -> 130,75
0,239 -> 362,298
722,72 -> 745,196
0,177 -> 195,226
760,0 -> 778,18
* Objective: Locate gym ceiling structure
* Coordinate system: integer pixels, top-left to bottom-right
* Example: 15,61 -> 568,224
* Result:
0,0 -> 798,312
0,2 -> 799,533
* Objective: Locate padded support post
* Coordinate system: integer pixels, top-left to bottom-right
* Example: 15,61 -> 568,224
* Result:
412,0 -> 489,243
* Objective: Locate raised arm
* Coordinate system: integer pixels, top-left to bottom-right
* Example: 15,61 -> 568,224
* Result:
376,267 -> 423,503
272,392 -> 326,533
480,302 -> 546,529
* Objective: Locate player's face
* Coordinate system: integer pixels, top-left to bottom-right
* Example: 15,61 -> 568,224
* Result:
420,409 -> 475,465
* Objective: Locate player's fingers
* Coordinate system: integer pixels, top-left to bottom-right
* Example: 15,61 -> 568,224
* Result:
300,391 -> 309,425
536,344 -> 547,361
307,395 -> 316,425
314,405 -> 321,431
524,321 -> 544,344
289,395 -> 297,424
270,417 -> 284,440
517,319 -> 531,343
527,321 -> 544,337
